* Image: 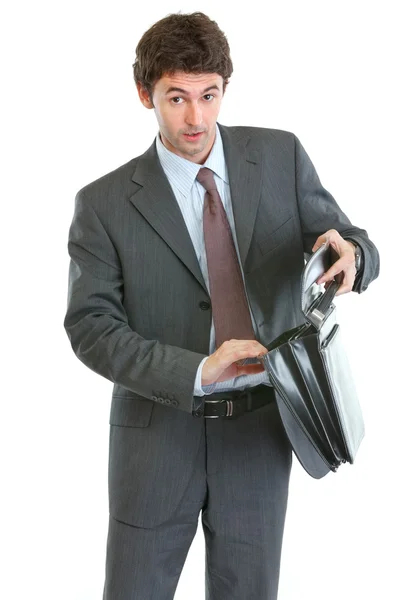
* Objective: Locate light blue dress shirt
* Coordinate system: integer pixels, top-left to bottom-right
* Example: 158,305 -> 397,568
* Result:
155,124 -> 271,396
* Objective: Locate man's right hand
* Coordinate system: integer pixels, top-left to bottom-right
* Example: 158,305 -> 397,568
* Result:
201,339 -> 268,386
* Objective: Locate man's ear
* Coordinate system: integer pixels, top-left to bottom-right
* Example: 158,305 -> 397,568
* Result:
222,79 -> 230,96
136,83 -> 154,109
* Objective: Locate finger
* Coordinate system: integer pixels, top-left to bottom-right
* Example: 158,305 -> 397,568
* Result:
224,338 -> 266,350
234,339 -> 268,353
221,339 -> 264,351
236,357 -> 250,366
312,236 -> 327,253
236,350 -> 268,367
317,256 -> 352,284
335,271 -> 356,296
219,341 -> 266,367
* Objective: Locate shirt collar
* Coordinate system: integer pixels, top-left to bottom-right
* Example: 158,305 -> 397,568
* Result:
155,123 -> 229,198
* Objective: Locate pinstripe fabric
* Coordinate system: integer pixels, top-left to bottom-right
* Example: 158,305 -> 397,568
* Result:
156,124 -> 271,394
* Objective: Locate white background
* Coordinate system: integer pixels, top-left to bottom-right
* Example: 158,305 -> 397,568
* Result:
2,1 -> 399,598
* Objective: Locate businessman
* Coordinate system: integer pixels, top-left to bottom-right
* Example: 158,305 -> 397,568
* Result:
64,11 -> 380,600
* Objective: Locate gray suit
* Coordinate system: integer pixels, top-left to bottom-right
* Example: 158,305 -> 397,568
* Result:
64,124 -> 379,599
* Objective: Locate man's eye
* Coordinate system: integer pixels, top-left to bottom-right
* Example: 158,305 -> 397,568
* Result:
170,95 -> 214,104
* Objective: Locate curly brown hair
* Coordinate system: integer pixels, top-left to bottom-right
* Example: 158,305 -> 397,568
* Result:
133,12 -> 233,103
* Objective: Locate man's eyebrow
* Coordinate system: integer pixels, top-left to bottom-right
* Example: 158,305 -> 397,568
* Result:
164,84 -> 220,95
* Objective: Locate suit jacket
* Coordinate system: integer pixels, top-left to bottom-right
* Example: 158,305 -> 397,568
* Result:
64,123 -> 379,527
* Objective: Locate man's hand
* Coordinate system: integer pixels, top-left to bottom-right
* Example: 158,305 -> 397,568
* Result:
201,339 -> 268,386
312,229 -> 357,296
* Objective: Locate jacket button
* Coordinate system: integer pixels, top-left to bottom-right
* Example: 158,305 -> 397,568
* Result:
199,301 -> 210,310
194,410 -> 203,417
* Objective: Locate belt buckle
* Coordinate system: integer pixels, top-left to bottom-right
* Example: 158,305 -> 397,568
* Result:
204,397 -> 234,418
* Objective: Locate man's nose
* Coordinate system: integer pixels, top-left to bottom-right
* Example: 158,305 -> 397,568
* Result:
185,102 -> 202,127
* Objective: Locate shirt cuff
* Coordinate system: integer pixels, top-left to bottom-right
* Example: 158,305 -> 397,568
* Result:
343,236 -> 365,291
193,356 -> 218,396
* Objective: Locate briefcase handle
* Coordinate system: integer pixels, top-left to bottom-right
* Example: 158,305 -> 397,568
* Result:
306,279 -> 340,329
302,243 -> 342,329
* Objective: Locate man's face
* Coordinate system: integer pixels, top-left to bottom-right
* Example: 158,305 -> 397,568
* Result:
137,71 -> 224,164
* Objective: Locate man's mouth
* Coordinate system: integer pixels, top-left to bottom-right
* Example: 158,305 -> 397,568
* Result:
183,132 -> 204,141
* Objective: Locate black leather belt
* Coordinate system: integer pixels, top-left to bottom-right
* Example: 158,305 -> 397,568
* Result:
203,384 -> 275,419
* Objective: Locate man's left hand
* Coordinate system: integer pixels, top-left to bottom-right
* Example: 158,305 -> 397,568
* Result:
312,229 -> 357,296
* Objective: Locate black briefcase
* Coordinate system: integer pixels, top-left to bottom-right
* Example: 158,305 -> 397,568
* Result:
259,243 -> 365,478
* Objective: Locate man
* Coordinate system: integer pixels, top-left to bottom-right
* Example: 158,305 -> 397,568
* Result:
64,11 -> 379,600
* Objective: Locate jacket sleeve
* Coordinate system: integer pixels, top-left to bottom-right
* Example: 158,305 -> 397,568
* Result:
64,189 -> 207,414
294,135 -> 380,293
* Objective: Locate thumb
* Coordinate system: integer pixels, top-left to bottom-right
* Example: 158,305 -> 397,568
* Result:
312,236 -> 329,253
237,363 -> 265,377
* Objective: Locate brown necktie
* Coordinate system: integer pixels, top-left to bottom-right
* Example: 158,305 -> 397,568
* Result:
196,167 -> 256,349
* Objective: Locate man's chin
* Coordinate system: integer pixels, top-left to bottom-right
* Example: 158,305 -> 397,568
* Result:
179,140 -> 206,156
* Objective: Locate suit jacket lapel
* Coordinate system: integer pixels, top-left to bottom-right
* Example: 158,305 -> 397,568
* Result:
129,141 -> 208,293
129,123 -> 263,294
218,124 -> 263,270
